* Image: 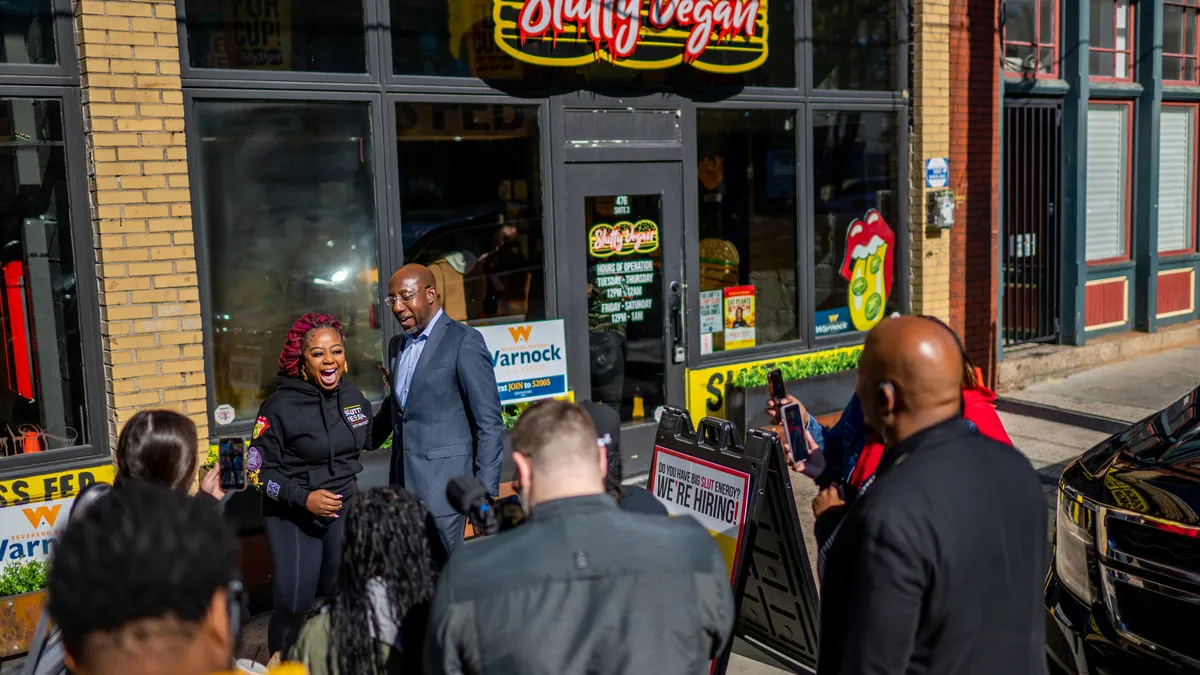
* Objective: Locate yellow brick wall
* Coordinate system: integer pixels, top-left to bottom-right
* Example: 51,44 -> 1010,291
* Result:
909,0 -> 952,322
75,0 -> 208,450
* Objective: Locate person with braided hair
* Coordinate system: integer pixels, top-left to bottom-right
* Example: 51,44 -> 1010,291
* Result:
290,487 -> 447,675
253,312 -> 391,657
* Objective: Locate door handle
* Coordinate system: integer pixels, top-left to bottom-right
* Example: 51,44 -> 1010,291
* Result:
669,280 -> 684,364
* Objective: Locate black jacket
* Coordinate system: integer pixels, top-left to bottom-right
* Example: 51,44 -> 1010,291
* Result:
425,494 -> 734,675
817,417 -> 1047,675
253,377 -> 388,527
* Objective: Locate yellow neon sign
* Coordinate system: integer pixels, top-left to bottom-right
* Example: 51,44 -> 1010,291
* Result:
493,0 -> 769,74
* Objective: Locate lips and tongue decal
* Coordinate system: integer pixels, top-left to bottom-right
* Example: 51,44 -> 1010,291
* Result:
839,209 -> 895,297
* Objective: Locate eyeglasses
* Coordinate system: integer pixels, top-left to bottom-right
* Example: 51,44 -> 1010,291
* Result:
386,285 -> 432,306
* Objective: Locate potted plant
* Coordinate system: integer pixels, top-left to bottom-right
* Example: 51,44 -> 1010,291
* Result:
0,559 -> 50,657
724,347 -> 862,438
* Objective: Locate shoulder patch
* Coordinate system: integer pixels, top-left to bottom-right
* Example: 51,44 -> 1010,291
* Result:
252,416 -> 269,440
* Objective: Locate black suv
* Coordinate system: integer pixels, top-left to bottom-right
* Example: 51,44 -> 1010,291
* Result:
1047,387 -> 1200,673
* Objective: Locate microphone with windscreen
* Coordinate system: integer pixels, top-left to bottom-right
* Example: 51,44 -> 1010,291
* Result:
446,476 -> 499,537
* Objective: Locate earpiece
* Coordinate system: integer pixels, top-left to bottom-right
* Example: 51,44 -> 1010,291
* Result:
877,381 -> 895,404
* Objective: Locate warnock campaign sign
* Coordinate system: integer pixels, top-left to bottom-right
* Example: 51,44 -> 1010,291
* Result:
478,319 -> 569,405
651,445 -> 751,580
0,497 -> 72,568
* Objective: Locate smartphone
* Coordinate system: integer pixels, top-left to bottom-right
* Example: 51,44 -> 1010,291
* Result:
768,368 -> 786,403
218,437 -> 247,492
780,402 -> 810,463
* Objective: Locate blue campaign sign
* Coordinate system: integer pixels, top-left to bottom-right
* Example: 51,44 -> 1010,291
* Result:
925,158 -> 949,189
477,319 -> 569,406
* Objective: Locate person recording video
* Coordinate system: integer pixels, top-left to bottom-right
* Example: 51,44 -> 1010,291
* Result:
424,400 -> 733,674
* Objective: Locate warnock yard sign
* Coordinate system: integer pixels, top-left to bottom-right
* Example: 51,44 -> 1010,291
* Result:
494,0 -> 769,73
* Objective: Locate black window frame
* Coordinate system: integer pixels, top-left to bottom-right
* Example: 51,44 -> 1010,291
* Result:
178,0 -> 910,430
0,0 -> 109,479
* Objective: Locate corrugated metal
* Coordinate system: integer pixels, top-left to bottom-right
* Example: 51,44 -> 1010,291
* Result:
1159,107 -> 1195,253
1086,105 -> 1128,261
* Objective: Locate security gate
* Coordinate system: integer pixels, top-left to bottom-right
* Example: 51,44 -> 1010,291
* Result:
1002,99 -> 1063,346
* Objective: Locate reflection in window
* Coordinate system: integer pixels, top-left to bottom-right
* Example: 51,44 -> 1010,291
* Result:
0,0 -> 55,65
695,109 -> 797,353
812,111 -> 900,336
184,0 -> 366,73
813,0 -> 898,90
1004,0 -> 1057,77
0,99 -> 88,454
195,101 -> 382,423
391,0 -> 796,88
1164,1 -> 1199,84
396,103 -> 545,325
1089,0 -> 1133,80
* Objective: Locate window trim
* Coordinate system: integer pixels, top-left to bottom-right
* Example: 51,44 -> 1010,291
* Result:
0,0 -> 78,83
1003,0 -> 1060,80
0,85 -> 110,480
1089,0 -> 1136,84
1159,102 -> 1199,257
1164,0 -> 1200,86
1085,100 -> 1134,266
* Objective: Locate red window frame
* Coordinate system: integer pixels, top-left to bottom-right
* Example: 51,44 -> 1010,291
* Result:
1090,0 -> 1136,82
1004,0 -> 1059,79
1086,100 -> 1134,267
1164,1 -> 1200,85
1159,102 -> 1199,257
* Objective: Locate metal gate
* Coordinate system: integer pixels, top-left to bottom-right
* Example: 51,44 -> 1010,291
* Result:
1002,99 -> 1063,346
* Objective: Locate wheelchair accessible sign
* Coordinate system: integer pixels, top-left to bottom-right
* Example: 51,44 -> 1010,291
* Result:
478,319 -> 569,405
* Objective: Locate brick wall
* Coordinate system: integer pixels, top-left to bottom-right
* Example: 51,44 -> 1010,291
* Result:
909,0 -> 952,322
948,0 -> 1001,384
75,0 -> 207,450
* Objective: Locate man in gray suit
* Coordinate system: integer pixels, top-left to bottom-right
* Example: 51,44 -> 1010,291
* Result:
383,263 -> 504,551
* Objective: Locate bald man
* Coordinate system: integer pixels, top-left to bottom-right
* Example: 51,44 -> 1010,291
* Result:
817,317 -> 1046,675
382,264 -> 504,551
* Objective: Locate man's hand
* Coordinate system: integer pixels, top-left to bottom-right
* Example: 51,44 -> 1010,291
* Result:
306,490 -> 342,518
378,364 -> 391,394
765,394 -> 810,426
199,467 -> 226,500
812,484 -> 846,519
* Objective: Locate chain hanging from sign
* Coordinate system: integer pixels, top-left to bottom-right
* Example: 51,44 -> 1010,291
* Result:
493,0 -> 770,73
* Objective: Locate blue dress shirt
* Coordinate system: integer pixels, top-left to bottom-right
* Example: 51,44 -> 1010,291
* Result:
394,308 -> 443,409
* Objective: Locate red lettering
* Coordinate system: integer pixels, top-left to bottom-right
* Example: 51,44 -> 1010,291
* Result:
518,0 -> 758,63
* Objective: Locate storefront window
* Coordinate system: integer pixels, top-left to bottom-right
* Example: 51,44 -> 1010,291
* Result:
1164,1 -> 1199,84
812,0 -> 899,90
1004,0 -> 1057,77
812,110 -> 900,336
1089,0 -> 1133,81
194,101 -> 382,424
396,103 -> 545,324
184,0 -> 367,73
695,109 -> 797,353
391,0 -> 796,89
0,98 -> 88,454
0,0 -> 56,65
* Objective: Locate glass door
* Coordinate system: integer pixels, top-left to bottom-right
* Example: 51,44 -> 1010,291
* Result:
561,163 -> 686,473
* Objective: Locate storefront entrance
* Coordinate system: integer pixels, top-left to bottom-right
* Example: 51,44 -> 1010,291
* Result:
562,163 -> 686,471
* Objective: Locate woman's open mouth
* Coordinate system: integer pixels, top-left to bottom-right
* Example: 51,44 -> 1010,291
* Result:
319,368 -> 339,387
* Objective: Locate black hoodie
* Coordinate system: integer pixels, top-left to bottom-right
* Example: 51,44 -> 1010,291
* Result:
252,376 -> 386,527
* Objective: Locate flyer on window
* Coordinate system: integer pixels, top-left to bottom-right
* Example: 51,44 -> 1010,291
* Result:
723,285 -> 756,350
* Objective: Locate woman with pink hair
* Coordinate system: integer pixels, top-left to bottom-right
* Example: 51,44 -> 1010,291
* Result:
252,312 -> 390,658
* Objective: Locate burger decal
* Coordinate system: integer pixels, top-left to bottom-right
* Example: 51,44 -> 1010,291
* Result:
494,0 -> 770,74
839,209 -> 895,332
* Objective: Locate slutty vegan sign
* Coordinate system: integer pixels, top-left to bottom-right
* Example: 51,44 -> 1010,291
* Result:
494,0 -> 769,73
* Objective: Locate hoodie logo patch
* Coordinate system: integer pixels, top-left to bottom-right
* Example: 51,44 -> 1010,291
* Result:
247,446 -> 263,472
252,416 -> 269,440
344,405 -> 368,428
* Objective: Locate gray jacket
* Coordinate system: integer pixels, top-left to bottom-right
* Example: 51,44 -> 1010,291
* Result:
384,315 -> 504,518
424,495 -> 735,675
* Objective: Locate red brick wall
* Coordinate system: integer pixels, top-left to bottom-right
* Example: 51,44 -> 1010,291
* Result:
949,0 -> 1001,386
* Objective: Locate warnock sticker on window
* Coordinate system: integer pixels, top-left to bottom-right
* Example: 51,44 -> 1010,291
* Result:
493,0 -> 769,73
478,319 -> 569,405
